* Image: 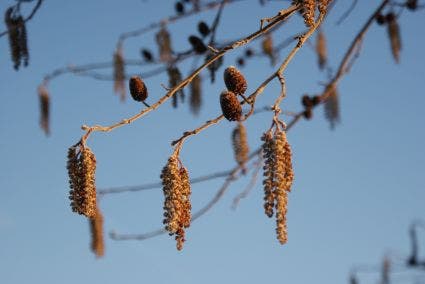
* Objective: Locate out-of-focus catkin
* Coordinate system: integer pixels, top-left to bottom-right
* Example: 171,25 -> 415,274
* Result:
156,24 -> 173,62
5,7 -> 29,70
161,156 -> 192,250
67,145 -> 97,218
38,84 -> 50,136
262,33 -> 276,66
167,66 -> 184,108
113,46 -> 126,101
89,206 -> 104,258
190,74 -> 202,116
386,13 -> 401,63
316,29 -> 327,70
232,122 -> 249,171
324,84 -> 340,129
261,128 -> 294,244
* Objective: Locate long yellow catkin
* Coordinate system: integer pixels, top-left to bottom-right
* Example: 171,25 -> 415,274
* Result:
161,156 -> 192,250
261,128 -> 294,244
232,122 -> 249,171
89,206 -> 104,258
67,145 -> 97,218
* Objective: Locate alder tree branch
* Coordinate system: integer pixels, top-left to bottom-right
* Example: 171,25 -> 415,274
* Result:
78,5 -> 299,142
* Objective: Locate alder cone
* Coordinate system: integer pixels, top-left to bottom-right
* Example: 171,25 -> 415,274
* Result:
224,66 -> 247,95
129,76 -> 148,102
220,91 -> 242,121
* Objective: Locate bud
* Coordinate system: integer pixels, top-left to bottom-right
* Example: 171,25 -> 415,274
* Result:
129,76 -> 148,102
197,21 -> 210,37
188,35 -> 207,54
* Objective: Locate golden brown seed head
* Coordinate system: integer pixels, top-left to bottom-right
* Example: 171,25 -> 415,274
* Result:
68,146 -> 97,218
261,128 -> 294,244
223,66 -> 247,95
129,76 -> 148,102
161,156 -> 192,250
89,207 -> 105,258
301,0 -> 316,27
318,0 -> 332,14
220,91 -> 242,121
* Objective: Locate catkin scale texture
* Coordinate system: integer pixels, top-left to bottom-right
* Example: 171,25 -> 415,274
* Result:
220,91 -> 242,121
224,66 -> 247,95
129,76 -> 148,102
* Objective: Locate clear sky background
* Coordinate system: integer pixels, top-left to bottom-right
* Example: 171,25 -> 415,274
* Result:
1,1 -> 424,283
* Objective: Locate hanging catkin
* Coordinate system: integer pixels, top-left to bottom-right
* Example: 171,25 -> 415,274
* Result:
316,29 -> 327,70
167,66 -> 184,108
113,46 -> 126,101
67,145 -> 97,218
261,128 -> 294,244
156,24 -> 173,62
232,122 -> 249,171
5,7 -> 29,70
38,84 -> 50,135
386,13 -> 401,63
161,156 -> 192,250
189,74 -> 202,116
324,84 -> 340,129
262,33 -> 276,66
89,206 -> 104,258
301,0 -> 316,27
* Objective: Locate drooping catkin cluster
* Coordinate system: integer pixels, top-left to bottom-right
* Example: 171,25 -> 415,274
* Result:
261,128 -> 294,244
113,46 -> 126,101
205,51 -> 223,83
38,84 -> 50,136
89,206 -> 104,258
190,74 -> 202,116
324,84 -> 340,129
293,0 -> 331,27
381,256 -> 391,284
316,29 -> 327,70
386,13 -> 402,63
161,156 -> 192,250
156,24 -> 173,62
67,145 -> 97,218
167,66 -> 184,108
232,122 -> 249,171
5,7 -> 29,70
301,0 -> 316,27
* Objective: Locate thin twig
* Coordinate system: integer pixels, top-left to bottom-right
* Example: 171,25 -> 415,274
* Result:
231,159 -> 262,209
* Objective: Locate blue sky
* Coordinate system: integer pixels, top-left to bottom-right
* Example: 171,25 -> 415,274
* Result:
1,1 -> 424,283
